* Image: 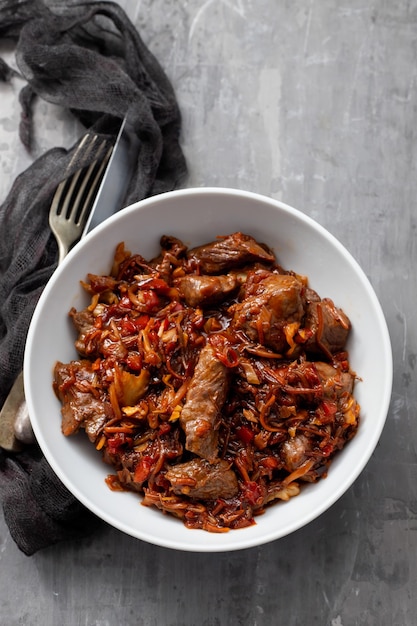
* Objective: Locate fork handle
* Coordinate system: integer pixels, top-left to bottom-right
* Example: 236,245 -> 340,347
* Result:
57,240 -> 68,265
1,214 -> 68,450
0,371 -> 35,451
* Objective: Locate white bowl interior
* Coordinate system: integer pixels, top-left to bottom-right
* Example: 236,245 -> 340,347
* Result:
24,188 -> 392,552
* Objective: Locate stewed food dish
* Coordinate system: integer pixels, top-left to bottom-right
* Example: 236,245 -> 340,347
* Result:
53,232 -> 360,532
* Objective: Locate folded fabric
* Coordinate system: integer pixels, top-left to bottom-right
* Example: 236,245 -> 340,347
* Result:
0,0 -> 187,555
0,447 -> 99,555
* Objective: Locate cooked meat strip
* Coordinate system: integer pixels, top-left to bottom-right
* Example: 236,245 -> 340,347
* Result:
160,234 -> 188,255
107,449 -> 144,493
174,273 -> 240,307
187,232 -> 275,274
85,274 -> 118,293
179,343 -> 229,461
70,304 -> 129,362
280,434 -> 310,472
230,272 -> 305,352
304,286 -> 321,303
69,308 -> 96,356
304,298 -> 351,357
314,361 -> 355,398
165,458 -> 238,500
53,360 -> 113,442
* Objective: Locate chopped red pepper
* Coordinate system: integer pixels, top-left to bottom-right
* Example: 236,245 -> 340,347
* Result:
107,432 -> 129,455
316,400 -> 338,424
125,351 -> 143,371
322,400 -> 337,415
120,316 -> 137,335
141,290 -> 160,312
241,481 -> 264,506
320,443 -> 334,457
134,456 -> 154,483
236,425 -> 254,444
118,295 -> 133,309
158,422 -> 171,435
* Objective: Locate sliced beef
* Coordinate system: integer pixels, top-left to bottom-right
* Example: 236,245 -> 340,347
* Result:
69,307 -> 96,356
174,273 -> 240,307
179,343 -> 229,461
186,232 -> 275,274
160,234 -> 188,256
304,298 -> 351,357
230,272 -> 305,352
314,361 -> 355,398
70,306 -> 128,361
53,360 -> 113,442
70,305 -> 128,362
280,434 -> 310,472
85,274 -> 118,293
107,449 -> 144,493
165,458 -> 238,500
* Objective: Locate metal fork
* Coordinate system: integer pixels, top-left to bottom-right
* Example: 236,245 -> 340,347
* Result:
49,134 -> 113,264
0,133 -> 113,451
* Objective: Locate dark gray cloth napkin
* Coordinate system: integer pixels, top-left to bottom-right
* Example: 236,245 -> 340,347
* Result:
0,0 -> 187,555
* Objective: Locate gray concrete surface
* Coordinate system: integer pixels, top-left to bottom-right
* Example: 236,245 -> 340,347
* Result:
1,1 -> 416,624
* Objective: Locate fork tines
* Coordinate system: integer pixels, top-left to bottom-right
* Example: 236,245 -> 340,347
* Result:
49,134 -> 113,264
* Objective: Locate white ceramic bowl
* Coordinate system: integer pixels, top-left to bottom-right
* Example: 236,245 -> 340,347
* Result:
24,187 -> 392,552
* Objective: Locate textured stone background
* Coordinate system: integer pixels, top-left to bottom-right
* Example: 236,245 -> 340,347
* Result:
1,1 -> 416,624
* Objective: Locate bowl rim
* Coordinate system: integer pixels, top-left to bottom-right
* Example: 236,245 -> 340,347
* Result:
24,186 -> 393,552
